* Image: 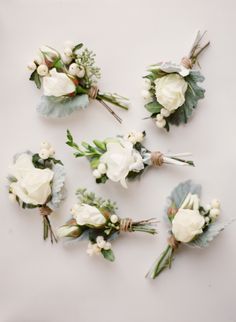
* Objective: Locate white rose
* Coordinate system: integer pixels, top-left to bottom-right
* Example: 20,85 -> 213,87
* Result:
172,209 -> 205,243
100,139 -> 144,188
40,45 -> 60,62
73,203 -> 106,227
150,61 -> 190,77
43,68 -> 76,97
155,74 -> 188,111
9,154 -> 54,205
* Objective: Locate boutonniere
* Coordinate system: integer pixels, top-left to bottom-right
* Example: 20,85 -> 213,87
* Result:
66,130 -> 194,188
146,180 -> 233,279
7,142 -> 66,243
57,189 -> 157,262
28,41 -> 129,123
142,31 -> 210,131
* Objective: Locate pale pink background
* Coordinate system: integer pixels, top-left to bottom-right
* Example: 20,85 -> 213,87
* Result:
0,0 -> 236,321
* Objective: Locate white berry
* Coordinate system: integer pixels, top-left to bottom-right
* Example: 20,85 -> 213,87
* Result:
211,199 -> 220,209
93,169 -> 101,179
34,54 -> 44,65
40,141 -> 51,149
96,236 -> 106,249
156,114 -> 163,122
156,119 -> 166,128
27,62 -> 37,71
110,214 -> 118,224
61,54 -> 72,65
209,208 -> 220,220
64,47 -> 73,57
69,63 -> 79,76
76,67 -> 85,78
9,193 -> 16,202
39,148 -> 50,160
64,40 -> 75,49
160,108 -> 170,117
103,242 -> 111,250
141,89 -> 151,100
37,64 -> 48,76
143,78 -> 151,90
98,163 -> 106,174
48,147 -> 55,156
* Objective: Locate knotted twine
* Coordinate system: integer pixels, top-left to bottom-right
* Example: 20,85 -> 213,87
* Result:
39,206 -> 52,217
88,86 -> 99,99
168,235 -> 179,250
119,218 -> 133,232
150,151 -> 164,167
181,56 -> 193,69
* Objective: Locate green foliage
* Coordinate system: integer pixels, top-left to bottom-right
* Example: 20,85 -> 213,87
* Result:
73,43 -> 83,52
32,153 -> 63,170
29,70 -> 41,89
101,249 -> 115,262
146,245 -> 174,279
145,101 -> 162,114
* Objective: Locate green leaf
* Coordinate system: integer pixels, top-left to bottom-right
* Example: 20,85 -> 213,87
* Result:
93,140 -> 106,151
73,43 -> 83,52
145,101 -> 162,114
29,70 -> 41,89
101,249 -> 115,262
90,157 -> 100,169
146,245 -> 174,279
53,59 -> 64,69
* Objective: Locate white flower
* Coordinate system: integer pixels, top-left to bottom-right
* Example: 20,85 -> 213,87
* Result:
110,214 -> 118,224
97,163 -> 106,174
64,47 -> 73,57
27,62 -> 37,71
211,199 -> 220,209
103,242 -> 111,250
37,64 -> 48,76
143,78 -> 151,90
100,139 -> 144,188
160,108 -> 170,118
155,74 -> 188,111
34,53 -> 44,65
172,208 -> 205,243
57,225 -> 80,238
93,169 -> 101,179
76,67 -> 85,78
150,61 -> 190,77
96,236 -> 106,248
141,89 -> 152,100
69,63 -> 79,76
73,203 -> 106,227
209,208 -> 220,221
40,45 -> 60,62
86,242 -> 101,256
43,68 -> 76,97
9,154 -> 53,205
125,130 -> 144,145
39,148 -> 50,160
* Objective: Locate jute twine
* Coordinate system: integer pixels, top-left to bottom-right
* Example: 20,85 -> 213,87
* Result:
168,235 -> 179,250
151,151 -> 164,167
120,218 -> 133,232
39,206 -> 52,217
181,56 -> 193,69
88,86 -> 99,99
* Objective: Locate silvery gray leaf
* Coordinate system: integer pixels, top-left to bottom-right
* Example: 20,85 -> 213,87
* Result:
13,150 -> 33,163
168,180 -> 201,209
47,163 -> 66,210
188,218 -> 235,248
37,94 -> 89,118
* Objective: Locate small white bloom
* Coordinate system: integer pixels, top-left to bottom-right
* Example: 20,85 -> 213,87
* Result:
9,193 -> 16,202
37,64 -> 48,76
27,62 -> 37,71
172,208 -> 205,243
69,63 -> 79,76
97,163 -> 107,174
39,149 -> 50,160
156,119 -> 166,128
76,67 -> 85,78
110,214 -> 118,224
143,78 -> 151,90
156,114 -> 163,122
43,68 -> 76,97
209,208 -> 220,221
96,236 -> 106,248
103,242 -> 111,250
211,199 -> 220,209
93,169 -> 101,179
125,131 -> 144,145
61,54 -> 72,65
155,74 -> 188,111
73,203 -> 106,227
141,89 -> 151,100
64,47 -> 73,57
86,242 -> 101,256
205,216 -> 210,224
48,147 -> 55,156
160,108 -> 170,117
40,141 -> 51,149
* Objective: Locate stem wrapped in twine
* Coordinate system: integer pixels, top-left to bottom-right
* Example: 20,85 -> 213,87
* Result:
39,206 -> 57,244
151,151 -> 164,167
119,218 -> 133,232
167,235 -> 179,250
88,85 -> 122,123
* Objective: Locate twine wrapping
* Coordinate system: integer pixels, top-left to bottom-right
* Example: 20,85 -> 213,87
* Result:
120,218 -> 133,232
88,86 -> 99,99
168,235 -> 179,250
151,151 -> 164,167
181,56 -> 193,69
39,206 -> 52,217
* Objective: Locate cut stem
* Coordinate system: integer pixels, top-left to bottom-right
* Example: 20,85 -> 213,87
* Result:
43,215 -> 57,244
146,245 -> 174,279
97,99 -> 122,123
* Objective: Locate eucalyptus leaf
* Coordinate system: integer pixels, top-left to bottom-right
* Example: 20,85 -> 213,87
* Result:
37,94 -> 89,118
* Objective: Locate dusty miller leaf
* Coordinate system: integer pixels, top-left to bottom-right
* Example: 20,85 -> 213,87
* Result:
47,163 -> 66,210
